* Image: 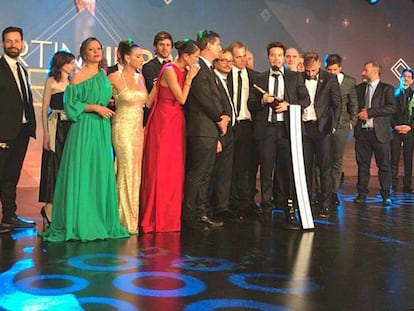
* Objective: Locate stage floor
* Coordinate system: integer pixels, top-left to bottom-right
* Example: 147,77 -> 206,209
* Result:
1,176 -> 414,311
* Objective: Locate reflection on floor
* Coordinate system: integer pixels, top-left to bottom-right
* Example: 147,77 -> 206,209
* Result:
2,178 -> 414,310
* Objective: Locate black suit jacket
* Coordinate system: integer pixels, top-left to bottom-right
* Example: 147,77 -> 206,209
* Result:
142,57 -> 162,92
354,81 -> 396,143
249,69 -> 310,141
302,69 -> 341,135
338,74 -> 358,129
392,86 -> 414,128
185,58 -> 223,138
215,74 -> 233,147
0,56 -> 36,140
106,63 -> 120,75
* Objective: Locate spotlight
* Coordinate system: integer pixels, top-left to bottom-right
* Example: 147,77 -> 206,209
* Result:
367,0 -> 378,4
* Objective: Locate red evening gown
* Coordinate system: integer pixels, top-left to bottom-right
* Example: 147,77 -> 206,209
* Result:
140,63 -> 185,233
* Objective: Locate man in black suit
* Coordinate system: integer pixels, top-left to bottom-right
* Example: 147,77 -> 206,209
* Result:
226,41 -> 256,217
106,42 -> 122,75
249,41 -> 309,227
0,26 -> 37,232
142,31 -> 173,126
209,49 -> 236,220
183,29 -> 228,229
302,52 -> 341,218
325,54 -> 358,205
390,68 -> 414,193
354,61 -> 396,206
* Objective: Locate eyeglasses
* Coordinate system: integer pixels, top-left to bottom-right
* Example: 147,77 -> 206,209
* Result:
217,59 -> 233,64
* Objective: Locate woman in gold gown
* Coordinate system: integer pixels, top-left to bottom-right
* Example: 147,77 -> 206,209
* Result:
108,39 -> 155,234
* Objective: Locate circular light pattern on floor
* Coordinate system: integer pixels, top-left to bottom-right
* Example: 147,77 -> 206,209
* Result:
78,297 -> 138,311
171,256 -> 235,271
228,273 -> 319,294
113,272 -> 206,297
185,298 -> 292,311
15,274 -> 88,295
67,253 -> 142,271
341,195 -> 382,204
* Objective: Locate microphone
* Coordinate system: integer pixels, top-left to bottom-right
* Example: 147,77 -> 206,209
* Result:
271,65 -> 280,72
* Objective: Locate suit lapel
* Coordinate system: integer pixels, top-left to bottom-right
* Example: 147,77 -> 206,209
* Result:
0,56 -> 24,101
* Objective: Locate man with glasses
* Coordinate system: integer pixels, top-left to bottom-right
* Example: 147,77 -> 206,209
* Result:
209,49 -> 237,221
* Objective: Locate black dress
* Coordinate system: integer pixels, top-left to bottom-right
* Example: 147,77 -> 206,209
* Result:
38,92 -> 72,203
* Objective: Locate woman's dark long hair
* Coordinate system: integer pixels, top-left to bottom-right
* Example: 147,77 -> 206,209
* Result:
48,51 -> 75,82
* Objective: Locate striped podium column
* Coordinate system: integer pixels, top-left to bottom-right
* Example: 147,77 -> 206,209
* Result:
289,105 -> 314,230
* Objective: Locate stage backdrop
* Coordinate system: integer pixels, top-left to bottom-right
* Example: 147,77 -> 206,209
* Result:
1,0 -> 411,177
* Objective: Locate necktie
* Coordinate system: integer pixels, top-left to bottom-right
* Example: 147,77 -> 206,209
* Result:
365,83 -> 372,109
16,62 -> 29,119
272,73 -> 279,97
236,70 -> 242,116
223,77 -> 236,126
271,73 -> 279,123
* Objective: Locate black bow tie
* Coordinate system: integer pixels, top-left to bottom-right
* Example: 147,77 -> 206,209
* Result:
162,60 -> 171,65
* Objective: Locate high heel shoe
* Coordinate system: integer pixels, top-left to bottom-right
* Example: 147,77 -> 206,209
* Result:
40,206 -> 51,229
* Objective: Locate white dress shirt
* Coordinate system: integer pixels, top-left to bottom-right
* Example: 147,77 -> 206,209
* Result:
303,75 -> 318,122
231,67 -> 251,121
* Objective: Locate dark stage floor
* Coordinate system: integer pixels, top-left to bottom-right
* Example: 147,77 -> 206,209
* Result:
2,176 -> 414,311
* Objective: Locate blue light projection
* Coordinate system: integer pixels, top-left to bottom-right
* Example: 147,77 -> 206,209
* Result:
0,259 -> 82,310
171,256 -> 236,272
11,228 -> 37,240
67,253 -> 142,271
185,298 -> 293,311
78,296 -> 138,311
15,274 -> 88,295
113,272 -> 206,297
228,273 -> 319,294
360,232 -> 414,248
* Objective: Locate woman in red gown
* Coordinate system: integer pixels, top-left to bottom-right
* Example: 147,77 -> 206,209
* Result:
140,39 -> 200,233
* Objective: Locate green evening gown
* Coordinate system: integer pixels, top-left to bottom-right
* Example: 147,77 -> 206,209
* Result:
40,71 -> 130,242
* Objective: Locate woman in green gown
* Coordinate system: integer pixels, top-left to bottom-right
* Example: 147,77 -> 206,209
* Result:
40,37 -> 129,242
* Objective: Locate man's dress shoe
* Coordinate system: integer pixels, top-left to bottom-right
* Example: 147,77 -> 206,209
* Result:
353,194 -> 366,204
0,224 -> 10,234
382,198 -> 392,207
2,216 -> 36,228
199,216 -> 224,227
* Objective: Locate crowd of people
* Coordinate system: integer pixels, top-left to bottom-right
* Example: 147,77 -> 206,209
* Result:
0,25 -> 408,240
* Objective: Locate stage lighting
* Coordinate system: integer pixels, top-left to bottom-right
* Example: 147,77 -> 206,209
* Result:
367,0 -> 378,4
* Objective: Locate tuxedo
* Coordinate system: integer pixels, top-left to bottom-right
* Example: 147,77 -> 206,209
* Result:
390,86 -> 414,191
354,81 -> 396,198
106,63 -> 121,75
226,67 -> 256,214
330,73 -> 358,193
249,69 -> 309,210
209,72 -> 234,216
302,69 -> 341,213
0,56 -> 36,220
142,57 -> 163,92
142,57 -> 165,126
183,57 -> 223,223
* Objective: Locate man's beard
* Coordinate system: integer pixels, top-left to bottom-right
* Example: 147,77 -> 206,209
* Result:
4,48 -> 21,58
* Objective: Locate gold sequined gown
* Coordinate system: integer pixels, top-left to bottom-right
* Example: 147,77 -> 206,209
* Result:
112,81 -> 147,234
